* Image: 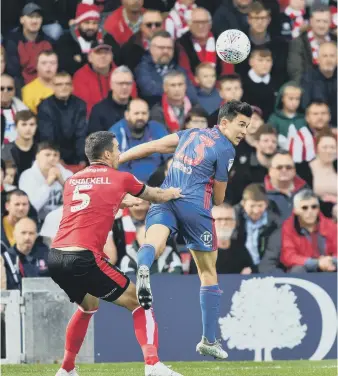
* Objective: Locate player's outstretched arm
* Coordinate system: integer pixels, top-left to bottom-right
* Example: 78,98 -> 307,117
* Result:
139,185 -> 183,204
119,134 -> 179,164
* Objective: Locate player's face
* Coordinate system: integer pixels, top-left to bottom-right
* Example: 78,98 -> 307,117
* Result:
282,87 -> 302,113
306,104 -> 330,131
247,112 -> 263,135
256,134 -> 277,156
108,138 -> 121,169
242,199 -> 268,222
212,207 -> 236,241
220,113 -> 251,145
294,198 -> 320,226
5,195 -> 30,220
16,118 -> 37,140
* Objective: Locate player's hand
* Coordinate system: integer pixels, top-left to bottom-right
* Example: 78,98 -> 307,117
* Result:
120,194 -> 143,208
164,187 -> 184,201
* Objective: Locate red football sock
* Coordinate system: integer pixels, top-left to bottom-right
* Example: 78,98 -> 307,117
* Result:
61,307 -> 97,371
133,306 -> 159,366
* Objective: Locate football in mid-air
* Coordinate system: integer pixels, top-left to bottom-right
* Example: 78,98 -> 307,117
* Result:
216,29 -> 251,64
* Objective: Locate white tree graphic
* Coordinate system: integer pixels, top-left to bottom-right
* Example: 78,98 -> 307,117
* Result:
219,277 -> 307,361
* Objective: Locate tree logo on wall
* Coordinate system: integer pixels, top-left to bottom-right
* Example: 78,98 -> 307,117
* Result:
219,277 -> 307,361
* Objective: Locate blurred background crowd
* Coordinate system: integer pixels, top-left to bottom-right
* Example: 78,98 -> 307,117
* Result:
0,0 -> 337,293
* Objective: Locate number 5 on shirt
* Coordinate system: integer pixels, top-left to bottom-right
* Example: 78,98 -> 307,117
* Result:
71,185 -> 92,212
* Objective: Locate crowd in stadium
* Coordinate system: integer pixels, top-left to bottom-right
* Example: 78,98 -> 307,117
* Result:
0,0 -> 337,291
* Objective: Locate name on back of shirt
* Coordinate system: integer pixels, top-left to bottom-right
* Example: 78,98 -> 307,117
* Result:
69,177 -> 110,186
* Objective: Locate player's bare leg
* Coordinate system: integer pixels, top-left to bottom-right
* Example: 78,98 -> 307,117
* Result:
190,250 -> 228,360
56,294 -> 99,376
136,224 -> 170,310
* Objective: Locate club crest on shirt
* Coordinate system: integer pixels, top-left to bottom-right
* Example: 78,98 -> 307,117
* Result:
227,158 -> 234,172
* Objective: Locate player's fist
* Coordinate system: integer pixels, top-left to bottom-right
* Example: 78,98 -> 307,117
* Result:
121,194 -> 143,208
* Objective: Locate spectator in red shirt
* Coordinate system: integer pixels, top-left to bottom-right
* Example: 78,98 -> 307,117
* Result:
73,41 -> 136,115
178,7 -> 234,85
281,189 -> 337,273
5,3 -> 53,85
104,0 -> 145,46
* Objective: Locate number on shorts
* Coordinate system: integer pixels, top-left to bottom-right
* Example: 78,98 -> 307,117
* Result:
176,132 -> 215,166
70,185 -> 91,212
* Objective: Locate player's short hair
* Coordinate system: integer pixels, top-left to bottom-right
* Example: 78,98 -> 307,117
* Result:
150,30 -> 172,42
6,189 -> 29,203
85,131 -> 116,162
248,1 -> 270,15
163,70 -> 186,85
242,183 -> 268,202
37,142 -> 60,154
217,100 -> 253,123
195,62 -> 216,76
15,110 -> 36,125
184,106 -> 208,125
250,47 -> 272,59
254,123 -> 277,141
315,129 -> 336,148
219,73 -> 242,87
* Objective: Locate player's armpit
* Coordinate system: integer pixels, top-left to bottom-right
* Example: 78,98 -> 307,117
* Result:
213,180 -> 227,206
139,185 -> 183,203
119,134 -> 179,164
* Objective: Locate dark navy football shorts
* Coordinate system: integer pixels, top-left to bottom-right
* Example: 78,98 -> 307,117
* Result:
145,200 -> 217,251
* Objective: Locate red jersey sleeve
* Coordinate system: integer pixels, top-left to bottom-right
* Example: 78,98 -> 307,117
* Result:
123,172 -> 146,196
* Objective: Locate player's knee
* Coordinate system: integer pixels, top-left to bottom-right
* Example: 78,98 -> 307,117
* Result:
199,268 -> 218,285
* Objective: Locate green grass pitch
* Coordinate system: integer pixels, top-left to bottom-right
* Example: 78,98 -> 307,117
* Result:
2,360 -> 337,376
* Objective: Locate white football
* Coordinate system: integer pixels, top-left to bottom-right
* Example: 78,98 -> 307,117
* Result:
216,29 -> 251,64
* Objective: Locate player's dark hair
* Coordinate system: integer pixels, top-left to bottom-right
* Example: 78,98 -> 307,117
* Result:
6,189 -> 28,203
217,100 -> 253,123
184,106 -> 208,125
254,123 -> 277,141
85,131 -> 116,162
37,142 -> 60,154
15,110 -> 36,125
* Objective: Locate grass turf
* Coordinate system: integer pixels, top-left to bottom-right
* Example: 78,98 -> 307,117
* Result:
2,360 -> 337,376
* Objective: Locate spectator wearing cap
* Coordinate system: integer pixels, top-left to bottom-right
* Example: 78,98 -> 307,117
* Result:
55,2 -> 121,76
264,152 -> 307,220
287,5 -> 336,83
37,72 -> 87,166
301,42 -> 337,126
22,50 -> 58,114
2,217 -> 49,290
88,66 -> 134,134
135,31 -> 198,107
109,98 -> 170,183
165,0 -> 196,40
104,0 -> 145,46
228,124 -> 278,205
150,70 -> 192,133
280,189 -> 337,273
177,8 -> 234,86
73,41 -> 137,116
120,10 -> 163,72
4,3 -> 53,86
1,74 -> 28,144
